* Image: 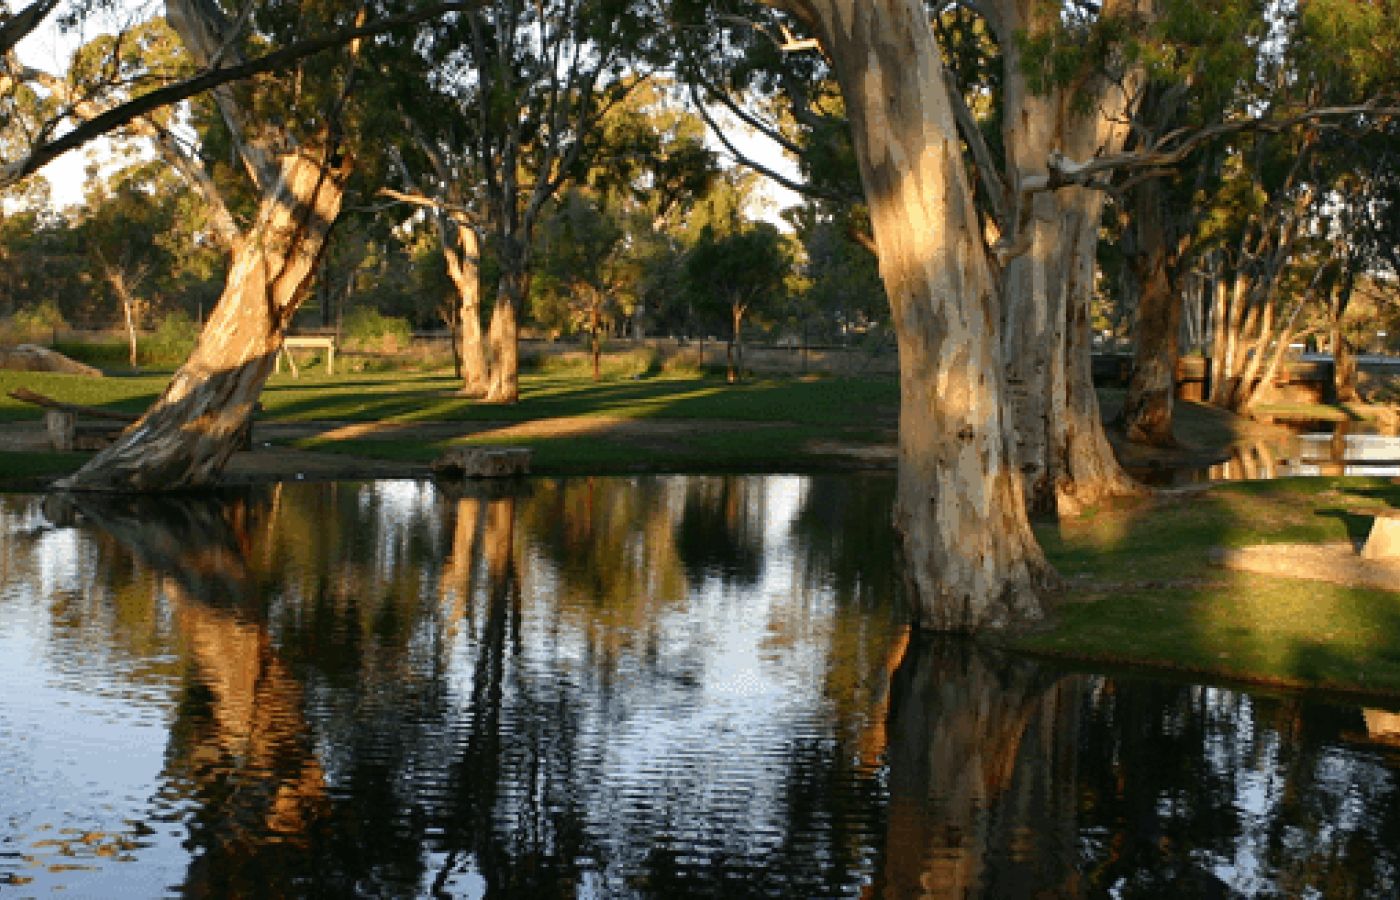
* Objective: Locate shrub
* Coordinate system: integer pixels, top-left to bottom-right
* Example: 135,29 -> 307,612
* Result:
343,308 -> 412,354
139,311 -> 200,365
1,301 -> 68,344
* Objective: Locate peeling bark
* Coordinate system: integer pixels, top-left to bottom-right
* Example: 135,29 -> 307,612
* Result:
57,148 -> 351,491
788,0 -> 1053,629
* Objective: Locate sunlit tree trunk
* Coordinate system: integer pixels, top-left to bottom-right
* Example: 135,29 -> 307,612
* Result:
443,221 -> 490,396
770,0 -> 1052,628
484,278 -> 523,404
59,149 -> 351,491
1329,265 -> 1360,403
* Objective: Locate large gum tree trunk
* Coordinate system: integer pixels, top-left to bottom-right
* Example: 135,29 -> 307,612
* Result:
999,0 -> 1144,517
795,0 -> 1052,629
57,149 -> 351,491
483,280 -> 522,404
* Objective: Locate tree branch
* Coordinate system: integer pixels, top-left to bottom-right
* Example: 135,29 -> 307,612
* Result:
0,0 -> 59,57
1020,100 -> 1400,195
0,0 -> 486,190
690,85 -> 854,206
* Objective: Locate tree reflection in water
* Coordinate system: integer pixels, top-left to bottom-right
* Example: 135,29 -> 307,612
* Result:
1,477 -> 1397,897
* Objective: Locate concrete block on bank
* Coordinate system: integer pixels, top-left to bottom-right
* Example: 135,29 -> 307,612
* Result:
1361,512 -> 1400,561
432,447 -> 532,479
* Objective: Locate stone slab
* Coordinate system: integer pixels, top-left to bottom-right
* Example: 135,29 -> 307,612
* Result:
432,447 -> 532,478
1213,541 -> 1400,592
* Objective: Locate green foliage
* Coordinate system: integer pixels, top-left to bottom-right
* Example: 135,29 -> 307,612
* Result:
2,300 -> 68,341
139,310 -> 200,365
684,223 -> 792,332
342,308 -> 412,353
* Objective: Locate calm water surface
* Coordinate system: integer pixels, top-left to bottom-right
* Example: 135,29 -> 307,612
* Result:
1,475 -> 1398,898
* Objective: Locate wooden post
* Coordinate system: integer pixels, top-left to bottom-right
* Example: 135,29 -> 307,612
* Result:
46,409 -> 76,451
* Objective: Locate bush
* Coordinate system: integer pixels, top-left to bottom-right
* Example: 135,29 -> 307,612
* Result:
343,308 -> 412,354
0,301 -> 68,344
139,311 -> 200,366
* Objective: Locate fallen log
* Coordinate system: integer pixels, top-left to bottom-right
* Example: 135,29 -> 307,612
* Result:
8,386 -> 138,421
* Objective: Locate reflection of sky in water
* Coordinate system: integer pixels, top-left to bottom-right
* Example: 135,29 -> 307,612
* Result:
2,481 -> 1399,896
1,502 -> 187,896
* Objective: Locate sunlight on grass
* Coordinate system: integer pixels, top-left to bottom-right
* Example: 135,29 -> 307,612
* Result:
1026,477 -> 1400,694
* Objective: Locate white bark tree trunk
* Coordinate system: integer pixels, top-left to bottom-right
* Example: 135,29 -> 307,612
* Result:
484,278 -> 522,404
780,0 -> 1053,629
997,0 -> 1145,517
53,0 -> 354,491
442,221 -> 490,396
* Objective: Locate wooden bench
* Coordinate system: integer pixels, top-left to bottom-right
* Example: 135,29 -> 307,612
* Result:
275,335 -> 337,377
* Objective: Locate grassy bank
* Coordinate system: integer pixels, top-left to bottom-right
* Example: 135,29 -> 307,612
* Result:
0,368 -> 899,482
1020,476 -> 1400,698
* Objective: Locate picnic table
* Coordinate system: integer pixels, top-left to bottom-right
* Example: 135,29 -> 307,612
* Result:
275,335 -> 337,377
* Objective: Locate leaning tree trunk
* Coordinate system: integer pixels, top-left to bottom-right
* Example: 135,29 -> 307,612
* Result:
799,0 -> 1053,629
1120,181 -> 1181,447
57,148 -> 351,491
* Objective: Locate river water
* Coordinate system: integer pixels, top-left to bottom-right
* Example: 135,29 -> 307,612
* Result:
1,475 -> 1398,897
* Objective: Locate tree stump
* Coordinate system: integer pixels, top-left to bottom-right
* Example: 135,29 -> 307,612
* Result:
1361,512 -> 1400,561
432,447 -> 532,478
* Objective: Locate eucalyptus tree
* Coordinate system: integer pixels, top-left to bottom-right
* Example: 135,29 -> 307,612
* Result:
1119,0 -> 1400,433
530,187 -> 628,379
684,221 -> 790,382
54,0 -> 372,490
384,0 -> 666,403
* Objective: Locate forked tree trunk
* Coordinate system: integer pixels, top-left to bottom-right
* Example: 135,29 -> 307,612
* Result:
795,0 -> 1052,629
57,149 -> 351,491
443,221 -> 490,396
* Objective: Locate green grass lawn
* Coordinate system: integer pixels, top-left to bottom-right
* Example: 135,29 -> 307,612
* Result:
1019,476 -> 1400,698
1,368 -> 899,427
